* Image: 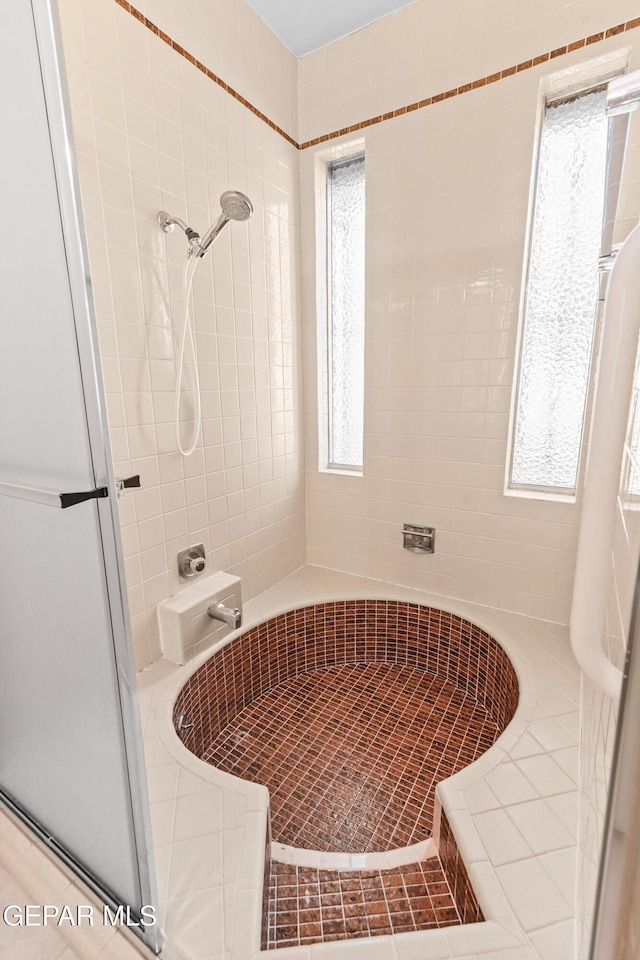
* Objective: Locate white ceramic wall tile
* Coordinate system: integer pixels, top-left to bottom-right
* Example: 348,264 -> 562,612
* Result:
57,0 -> 306,670
49,4 -> 640,958
298,0 -> 639,143
301,31 -> 640,627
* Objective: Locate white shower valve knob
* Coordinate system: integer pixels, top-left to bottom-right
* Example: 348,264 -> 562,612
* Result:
189,557 -> 205,575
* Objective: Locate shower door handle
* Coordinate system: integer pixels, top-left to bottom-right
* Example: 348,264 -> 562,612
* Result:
59,487 -> 109,508
0,480 -> 109,509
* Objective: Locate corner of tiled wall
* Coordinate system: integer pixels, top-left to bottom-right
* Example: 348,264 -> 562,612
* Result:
299,0 -> 640,626
56,0 -> 305,671
296,23 -> 640,953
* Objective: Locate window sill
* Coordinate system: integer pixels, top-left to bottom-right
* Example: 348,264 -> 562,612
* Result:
503,485 -> 577,504
319,465 -> 364,478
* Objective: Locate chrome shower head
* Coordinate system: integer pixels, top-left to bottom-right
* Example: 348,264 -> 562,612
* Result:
198,190 -> 253,257
220,190 -> 253,222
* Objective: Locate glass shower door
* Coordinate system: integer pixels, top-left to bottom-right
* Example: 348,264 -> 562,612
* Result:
0,0 -> 158,949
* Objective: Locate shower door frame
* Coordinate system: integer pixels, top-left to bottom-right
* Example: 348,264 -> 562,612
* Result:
0,1 -> 161,952
589,551 -> 640,959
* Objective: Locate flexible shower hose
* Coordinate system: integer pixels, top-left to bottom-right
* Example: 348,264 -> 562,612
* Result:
175,252 -> 201,456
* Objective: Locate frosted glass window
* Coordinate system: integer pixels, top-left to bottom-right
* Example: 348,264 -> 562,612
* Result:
327,153 -> 365,469
510,90 -> 609,493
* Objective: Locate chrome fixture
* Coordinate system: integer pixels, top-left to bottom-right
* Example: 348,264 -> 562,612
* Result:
198,190 -> 253,257
176,714 -> 194,732
177,543 -> 206,581
159,190 -> 254,458
208,601 -> 242,629
157,190 -> 253,258
157,211 -> 202,255
402,523 -> 435,554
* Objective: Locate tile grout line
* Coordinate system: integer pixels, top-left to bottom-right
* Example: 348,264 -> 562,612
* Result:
112,1 -> 640,152
203,663 -> 499,851
175,600 -> 519,855
299,21 -> 637,147
265,859 -> 463,948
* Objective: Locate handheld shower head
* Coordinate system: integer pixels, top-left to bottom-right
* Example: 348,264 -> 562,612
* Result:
197,190 -> 253,257
220,190 -> 253,222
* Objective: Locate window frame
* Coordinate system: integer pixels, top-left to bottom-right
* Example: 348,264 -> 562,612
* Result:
315,142 -> 366,476
505,55 -> 628,502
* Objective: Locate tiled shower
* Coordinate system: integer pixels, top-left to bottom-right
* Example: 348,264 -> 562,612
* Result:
7,0 -> 640,957
58,0 -> 307,672
57,0 -> 640,671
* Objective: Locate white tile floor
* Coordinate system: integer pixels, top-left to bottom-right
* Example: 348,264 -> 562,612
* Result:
0,565 -> 583,960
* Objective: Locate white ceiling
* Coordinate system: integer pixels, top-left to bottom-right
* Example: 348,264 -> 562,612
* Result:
246,0 -> 420,57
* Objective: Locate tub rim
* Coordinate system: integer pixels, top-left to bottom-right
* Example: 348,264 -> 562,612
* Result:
146,572 -> 567,960
154,588 -> 536,865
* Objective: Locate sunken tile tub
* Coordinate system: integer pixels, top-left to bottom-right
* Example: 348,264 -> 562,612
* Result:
173,600 -> 519,856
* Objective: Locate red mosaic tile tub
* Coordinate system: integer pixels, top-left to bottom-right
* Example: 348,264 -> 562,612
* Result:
174,601 -> 518,839
175,602 -> 517,742
173,601 -> 518,946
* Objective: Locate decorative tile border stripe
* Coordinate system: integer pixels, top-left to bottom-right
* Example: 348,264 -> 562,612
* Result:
112,0 -> 298,148
112,1 -> 640,153
299,17 -> 640,148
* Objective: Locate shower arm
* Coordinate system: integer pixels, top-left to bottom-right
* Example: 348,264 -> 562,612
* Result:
157,211 -> 202,255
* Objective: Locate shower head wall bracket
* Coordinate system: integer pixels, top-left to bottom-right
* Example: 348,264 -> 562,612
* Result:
157,211 -> 202,255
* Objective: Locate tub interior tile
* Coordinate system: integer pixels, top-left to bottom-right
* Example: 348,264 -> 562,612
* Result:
171,599 -> 517,948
